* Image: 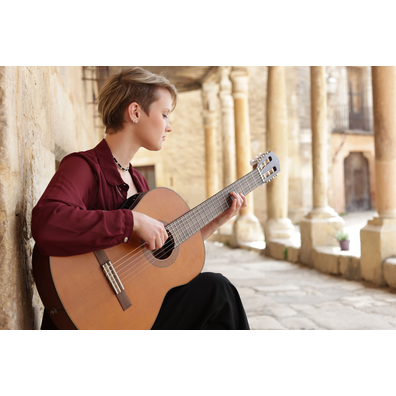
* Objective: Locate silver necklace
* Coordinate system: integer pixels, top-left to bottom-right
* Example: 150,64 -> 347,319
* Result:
113,155 -> 129,172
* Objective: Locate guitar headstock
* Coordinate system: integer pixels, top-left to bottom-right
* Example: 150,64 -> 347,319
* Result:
250,151 -> 280,184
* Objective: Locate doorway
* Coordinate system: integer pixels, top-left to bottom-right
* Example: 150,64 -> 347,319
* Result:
344,152 -> 371,212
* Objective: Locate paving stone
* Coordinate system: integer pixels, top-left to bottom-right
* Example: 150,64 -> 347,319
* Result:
248,315 -> 287,330
203,240 -> 396,330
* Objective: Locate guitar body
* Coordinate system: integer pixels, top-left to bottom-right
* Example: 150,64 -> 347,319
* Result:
33,187 -> 205,330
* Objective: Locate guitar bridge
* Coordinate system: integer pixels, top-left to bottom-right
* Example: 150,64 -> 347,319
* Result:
94,250 -> 132,311
102,261 -> 124,295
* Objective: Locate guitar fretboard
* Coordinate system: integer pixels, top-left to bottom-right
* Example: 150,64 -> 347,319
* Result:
166,168 -> 263,247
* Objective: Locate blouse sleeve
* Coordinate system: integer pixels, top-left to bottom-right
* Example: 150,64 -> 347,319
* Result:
31,155 -> 134,256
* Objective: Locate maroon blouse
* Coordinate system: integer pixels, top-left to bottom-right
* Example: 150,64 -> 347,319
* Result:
31,139 -> 149,256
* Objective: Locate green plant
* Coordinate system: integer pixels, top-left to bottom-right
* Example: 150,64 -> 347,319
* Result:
335,230 -> 349,241
283,247 -> 288,260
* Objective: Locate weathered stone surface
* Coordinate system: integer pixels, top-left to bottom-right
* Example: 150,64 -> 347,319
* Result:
204,241 -> 396,330
0,67 -> 101,329
312,246 -> 340,275
339,254 -> 362,281
361,217 -> 396,286
300,212 -> 345,266
384,257 -> 396,288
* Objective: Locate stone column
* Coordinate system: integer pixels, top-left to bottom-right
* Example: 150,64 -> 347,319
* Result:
299,66 -> 344,267
218,67 -> 237,239
264,66 -> 295,242
219,66 -> 236,188
202,81 -> 219,198
361,66 -> 396,286
230,67 -> 264,246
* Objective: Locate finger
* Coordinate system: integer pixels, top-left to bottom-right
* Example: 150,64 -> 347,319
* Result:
234,192 -> 243,207
154,235 -> 164,250
146,239 -> 156,250
232,192 -> 242,210
231,191 -> 241,204
241,193 -> 247,207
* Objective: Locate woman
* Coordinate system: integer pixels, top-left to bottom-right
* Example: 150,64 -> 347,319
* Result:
32,67 -> 250,330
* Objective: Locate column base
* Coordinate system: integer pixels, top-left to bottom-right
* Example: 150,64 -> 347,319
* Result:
264,217 -> 295,240
360,216 -> 396,286
299,206 -> 345,267
230,213 -> 264,248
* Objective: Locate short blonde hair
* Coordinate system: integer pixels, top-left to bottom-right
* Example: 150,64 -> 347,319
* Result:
98,67 -> 178,134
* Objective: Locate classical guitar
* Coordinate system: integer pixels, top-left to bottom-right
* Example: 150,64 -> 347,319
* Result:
32,151 -> 280,329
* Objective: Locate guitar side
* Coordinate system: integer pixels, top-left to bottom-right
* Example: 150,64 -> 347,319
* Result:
32,246 -> 77,329
33,188 -> 206,330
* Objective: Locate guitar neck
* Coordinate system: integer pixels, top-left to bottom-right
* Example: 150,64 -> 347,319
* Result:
167,168 -> 263,247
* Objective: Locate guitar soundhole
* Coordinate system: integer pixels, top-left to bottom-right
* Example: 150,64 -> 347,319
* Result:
142,225 -> 179,268
152,230 -> 175,260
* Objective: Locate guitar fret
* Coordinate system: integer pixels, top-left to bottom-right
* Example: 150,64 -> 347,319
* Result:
246,175 -> 252,194
204,201 -> 214,223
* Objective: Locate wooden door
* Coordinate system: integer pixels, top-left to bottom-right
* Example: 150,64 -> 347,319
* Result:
344,152 -> 371,212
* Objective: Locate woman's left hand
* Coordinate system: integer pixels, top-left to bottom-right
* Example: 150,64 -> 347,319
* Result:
201,191 -> 247,240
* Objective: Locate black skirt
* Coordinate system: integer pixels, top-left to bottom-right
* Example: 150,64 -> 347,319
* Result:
41,272 -> 250,330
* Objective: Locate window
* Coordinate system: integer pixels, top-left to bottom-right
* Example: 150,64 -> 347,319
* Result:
134,165 -> 156,190
347,67 -> 365,130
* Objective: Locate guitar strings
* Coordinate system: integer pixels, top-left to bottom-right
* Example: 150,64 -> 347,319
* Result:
117,219 -> 203,283
111,173 -> 266,286
115,194 -> 245,285
113,190 -> 228,272
115,201 -> 224,285
110,169 -> 267,287
114,187 -> 235,280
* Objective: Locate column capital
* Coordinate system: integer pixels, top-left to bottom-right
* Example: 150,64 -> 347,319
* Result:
230,67 -> 249,99
219,66 -> 233,110
202,81 -> 218,128
202,81 -> 219,112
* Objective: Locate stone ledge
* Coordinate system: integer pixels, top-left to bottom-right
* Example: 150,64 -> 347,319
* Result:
312,246 -> 341,275
339,254 -> 362,281
254,240 -> 396,290
264,238 -> 364,282
384,257 -> 396,288
264,239 -> 300,262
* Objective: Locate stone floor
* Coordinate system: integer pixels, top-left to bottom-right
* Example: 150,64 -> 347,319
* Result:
203,232 -> 396,330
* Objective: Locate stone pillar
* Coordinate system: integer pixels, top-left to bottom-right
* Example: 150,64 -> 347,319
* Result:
219,66 -> 236,188
218,67 -> 237,239
300,66 -> 344,267
264,66 -> 295,241
361,66 -> 396,285
230,67 -> 264,246
202,81 -> 219,198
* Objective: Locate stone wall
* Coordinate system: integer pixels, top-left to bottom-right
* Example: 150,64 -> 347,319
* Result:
0,66 -> 101,329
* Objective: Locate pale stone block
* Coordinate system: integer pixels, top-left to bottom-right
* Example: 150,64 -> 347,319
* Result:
384,257 -> 396,288
287,246 -> 300,263
264,238 -> 300,263
265,240 -> 288,261
339,254 -> 361,281
264,217 -> 295,240
360,217 -> 396,286
248,315 -> 287,330
230,213 -> 264,247
312,246 -> 340,275
300,212 -> 345,267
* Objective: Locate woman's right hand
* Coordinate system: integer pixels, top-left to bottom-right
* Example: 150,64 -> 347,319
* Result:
132,211 -> 168,250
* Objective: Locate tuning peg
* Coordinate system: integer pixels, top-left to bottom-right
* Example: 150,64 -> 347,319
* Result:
251,156 -> 259,165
